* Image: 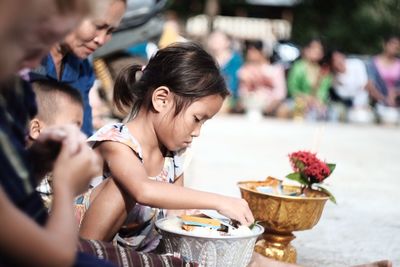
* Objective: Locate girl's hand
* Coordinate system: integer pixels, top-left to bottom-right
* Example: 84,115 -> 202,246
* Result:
217,197 -> 254,226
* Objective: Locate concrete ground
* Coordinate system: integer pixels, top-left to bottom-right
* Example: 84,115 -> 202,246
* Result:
184,114 -> 400,267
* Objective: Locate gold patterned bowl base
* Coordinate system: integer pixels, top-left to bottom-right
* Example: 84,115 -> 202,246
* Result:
238,178 -> 329,263
255,229 -> 297,263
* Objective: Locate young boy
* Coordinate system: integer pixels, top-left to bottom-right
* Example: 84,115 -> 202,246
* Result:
29,79 -> 84,140
29,79 -> 85,209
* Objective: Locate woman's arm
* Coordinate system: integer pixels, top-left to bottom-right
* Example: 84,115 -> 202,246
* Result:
0,186 -> 77,267
0,126 -> 100,267
366,80 -> 387,104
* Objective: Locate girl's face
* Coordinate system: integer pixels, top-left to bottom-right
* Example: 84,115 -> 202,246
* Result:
63,1 -> 126,59
158,94 -> 224,151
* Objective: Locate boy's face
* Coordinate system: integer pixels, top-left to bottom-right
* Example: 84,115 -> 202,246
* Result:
29,96 -> 83,141
51,99 -> 84,128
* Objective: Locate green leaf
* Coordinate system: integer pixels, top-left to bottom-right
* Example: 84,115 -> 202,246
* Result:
316,185 -> 337,204
294,160 -> 305,172
327,163 -> 336,174
286,172 -> 308,185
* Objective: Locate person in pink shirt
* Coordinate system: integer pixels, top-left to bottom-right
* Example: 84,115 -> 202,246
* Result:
238,40 -> 287,117
366,35 -> 400,124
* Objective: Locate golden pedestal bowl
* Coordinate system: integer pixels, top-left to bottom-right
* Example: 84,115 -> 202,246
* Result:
238,179 -> 329,263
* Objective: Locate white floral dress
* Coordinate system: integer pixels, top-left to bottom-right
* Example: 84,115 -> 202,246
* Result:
83,123 -> 187,252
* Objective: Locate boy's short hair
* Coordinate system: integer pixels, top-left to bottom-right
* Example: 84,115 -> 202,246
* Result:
31,79 -> 83,124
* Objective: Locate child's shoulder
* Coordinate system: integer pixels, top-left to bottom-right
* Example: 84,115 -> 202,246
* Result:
88,122 -> 125,141
171,148 -> 192,178
87,123 -> 143,159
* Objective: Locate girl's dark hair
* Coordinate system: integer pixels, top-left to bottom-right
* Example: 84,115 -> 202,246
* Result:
113,42 -> 229,117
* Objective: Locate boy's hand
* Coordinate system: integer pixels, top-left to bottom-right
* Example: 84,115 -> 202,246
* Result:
51,126 -> 101,196
28,138 -> 62,181
28,125 -> 88,181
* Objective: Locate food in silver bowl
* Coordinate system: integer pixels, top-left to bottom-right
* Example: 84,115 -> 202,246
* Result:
156,216 -> 264,267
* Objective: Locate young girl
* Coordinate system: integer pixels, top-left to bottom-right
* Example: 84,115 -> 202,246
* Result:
79,42 -> 254,252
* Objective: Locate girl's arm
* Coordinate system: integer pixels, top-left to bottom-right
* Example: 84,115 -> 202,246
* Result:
173,174 -> 184,187
99,141 -> 253,225
166,174 -> 187,217
168,175 -> 203,217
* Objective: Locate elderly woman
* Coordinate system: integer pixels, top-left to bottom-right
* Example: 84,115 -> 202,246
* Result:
30,0 -> 127,136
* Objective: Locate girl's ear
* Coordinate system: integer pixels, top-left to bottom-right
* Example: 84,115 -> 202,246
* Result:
28,118 -> 43,140
152,86 -> 172,112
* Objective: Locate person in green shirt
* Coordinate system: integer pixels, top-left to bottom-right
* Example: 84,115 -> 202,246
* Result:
287,38 -> 332,120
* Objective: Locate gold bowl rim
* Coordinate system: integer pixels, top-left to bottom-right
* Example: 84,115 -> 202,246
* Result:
237,180 -> 329,201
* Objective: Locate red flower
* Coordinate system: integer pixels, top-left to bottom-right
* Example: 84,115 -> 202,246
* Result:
289,151 -> 331,183
286,150 -> 336,203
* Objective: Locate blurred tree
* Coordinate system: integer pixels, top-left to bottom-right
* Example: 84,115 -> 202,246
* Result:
291,0 -> 400,55
168,0 -> 260,18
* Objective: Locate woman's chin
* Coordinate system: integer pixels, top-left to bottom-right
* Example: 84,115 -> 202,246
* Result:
75,50 -> 91,60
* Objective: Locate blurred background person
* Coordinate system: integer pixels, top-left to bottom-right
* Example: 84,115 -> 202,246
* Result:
238,40 -> 286,119
206,30 -> 243,113
366,35 -> 400,125
327,49 -> 374,123
286,38 -> 332,121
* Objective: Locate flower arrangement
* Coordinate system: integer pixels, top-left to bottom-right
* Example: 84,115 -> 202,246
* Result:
286,151 -> 336,203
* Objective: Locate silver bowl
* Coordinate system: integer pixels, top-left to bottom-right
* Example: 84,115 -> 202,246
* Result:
155,218 -> 264,267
